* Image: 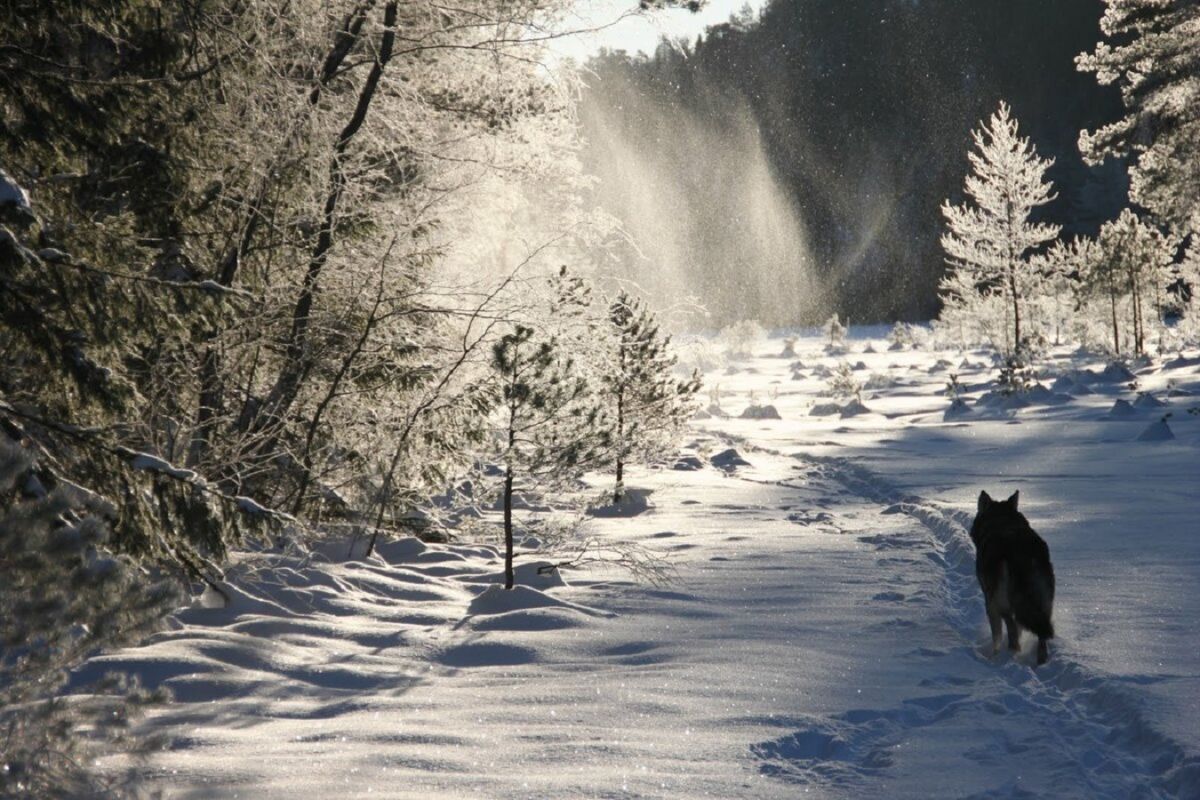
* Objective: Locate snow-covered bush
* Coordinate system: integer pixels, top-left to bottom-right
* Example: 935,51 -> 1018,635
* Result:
887,322 -> 914,350
826,362 -> 863,403
719,320 -> 767,359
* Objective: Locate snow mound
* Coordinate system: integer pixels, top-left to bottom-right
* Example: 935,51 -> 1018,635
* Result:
944,398 -> 972,420
588,488 -> 654,518
1107,399 -> 1138,419
839,399 -> 873,418
1133,393 -> 1166,409
468,607 -> 594,632
740,404 -> 781,420
437,640 -> 539,668
1136,420 -> 1175,442
1164,355 -> 1200,370
705,403 -> 729,419
466,584 -> 609,618
1051,375 -> 1092,395
372,536 -> 429,563
466,560 -> 567,591
1025,385 -> 1073,405
976,391 -> 1031,410
1097,362 -> 1136,383
711,448 -> 751,470
809,402 -> 842,417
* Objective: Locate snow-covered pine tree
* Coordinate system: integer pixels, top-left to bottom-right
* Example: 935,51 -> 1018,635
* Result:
0,438 -> 178,799
936,263 -> 1001,349
490,325 -> 610,589
1079,0 -> 1200,235
941,102 -> 1061,355
1092,209 -> 1175,355
823,313 -> 848,350
1033,237 -> 1094,346
603,291 -> 700,504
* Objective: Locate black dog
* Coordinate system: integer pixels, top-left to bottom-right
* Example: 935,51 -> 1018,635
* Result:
970,491 -> 1055,665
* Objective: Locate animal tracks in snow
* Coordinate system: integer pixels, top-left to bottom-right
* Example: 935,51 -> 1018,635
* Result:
716,432 -> 1199,799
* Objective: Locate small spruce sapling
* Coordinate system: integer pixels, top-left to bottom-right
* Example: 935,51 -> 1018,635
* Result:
827,362 -> 863,403
823,314 -> 847,351
603,291 -> 700,504
490,325 -> 608,589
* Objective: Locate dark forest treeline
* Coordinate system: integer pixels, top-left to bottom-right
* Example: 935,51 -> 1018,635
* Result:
580,0 -> 1128,322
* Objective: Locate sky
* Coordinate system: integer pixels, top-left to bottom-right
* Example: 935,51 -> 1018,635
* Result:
551,0 -> 768,62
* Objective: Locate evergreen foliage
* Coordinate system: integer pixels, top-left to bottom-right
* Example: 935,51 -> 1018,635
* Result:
490,324 -> 610,589
1091,210 -> 1175,355
940,103 -> 1061,354
0,439 -> 178,799
1079,0 -> 1200,234
603,291 -> 700,503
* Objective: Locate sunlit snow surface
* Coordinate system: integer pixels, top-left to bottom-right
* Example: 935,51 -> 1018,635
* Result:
80,330 -> 1200,798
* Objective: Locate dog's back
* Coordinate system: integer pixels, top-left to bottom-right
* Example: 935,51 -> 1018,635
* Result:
971,491 -> 1055,664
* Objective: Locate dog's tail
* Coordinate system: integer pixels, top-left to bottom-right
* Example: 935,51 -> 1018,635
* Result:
1008,543 -> 1055,640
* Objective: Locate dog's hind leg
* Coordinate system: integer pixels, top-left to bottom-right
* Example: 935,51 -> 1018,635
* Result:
1036,637 -> 1049,666
1004,614 -> 1020,651
986,600 -> 1003,656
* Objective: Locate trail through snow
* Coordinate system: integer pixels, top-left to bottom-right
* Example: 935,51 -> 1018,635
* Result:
79,331 -> 1200,798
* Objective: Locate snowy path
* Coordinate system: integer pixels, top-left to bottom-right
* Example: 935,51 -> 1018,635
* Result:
724,436 -> 1199,798
81,333 -> 1200,798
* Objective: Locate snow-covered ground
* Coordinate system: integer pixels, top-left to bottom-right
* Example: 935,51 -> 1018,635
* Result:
79,330 -> 1200,798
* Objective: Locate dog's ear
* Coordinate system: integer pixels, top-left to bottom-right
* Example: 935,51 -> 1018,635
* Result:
978,490 -> 993,513
1007,490 -> 1020,510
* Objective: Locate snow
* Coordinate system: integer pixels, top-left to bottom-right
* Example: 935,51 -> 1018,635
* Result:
77,329 -> 1200,798
587,487 -> 654,518
129,452 -> 200,482
0,167 -> 31,211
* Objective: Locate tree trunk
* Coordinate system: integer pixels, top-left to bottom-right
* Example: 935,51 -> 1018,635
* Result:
254,1 -> 399,438
613,379 -> 625,504
186,4 -> 374,470
1009,263 -> 1022,353
503,462 -> 515,590
1109,281 -> 1121,355
1130,267 -> 1143,355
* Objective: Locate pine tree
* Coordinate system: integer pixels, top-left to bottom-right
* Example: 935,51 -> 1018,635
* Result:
603,291 -> 700,504
1079,1 -> 1200,234
1034,237 -> 1094,346
490,325 -> 609,589
941,102 -> 1061,354
1091,210 -> 1175,355
0,439 -> 178,799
